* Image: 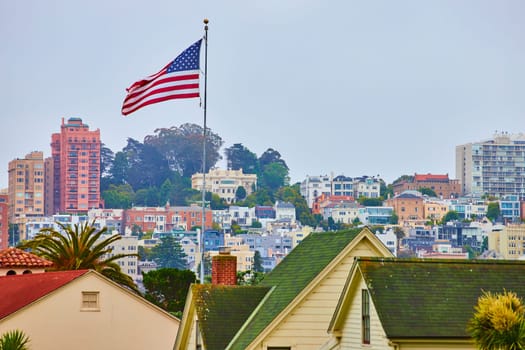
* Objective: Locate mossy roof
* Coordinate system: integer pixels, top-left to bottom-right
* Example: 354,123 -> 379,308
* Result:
356,257 -> 525,338
192,284 -> 271,350
227,228 -> 363,349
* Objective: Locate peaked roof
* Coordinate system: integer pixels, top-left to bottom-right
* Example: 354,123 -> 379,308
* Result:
227,228 -> 366,349
0,248 -> 53,268
193,285 -> 271,350
0,270 -> 88,319
350,257 -> 525,338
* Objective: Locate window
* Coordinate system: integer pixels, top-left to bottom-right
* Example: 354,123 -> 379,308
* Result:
362,289 -> 370,344
81,291 -> 100,311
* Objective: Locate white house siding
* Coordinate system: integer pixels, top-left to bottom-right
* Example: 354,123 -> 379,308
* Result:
259,239 -> 387,349
339,277 -> 391,350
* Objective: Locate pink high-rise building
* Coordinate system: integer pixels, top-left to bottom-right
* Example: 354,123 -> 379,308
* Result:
50,118 -> 101,214
0,193 -> 8,249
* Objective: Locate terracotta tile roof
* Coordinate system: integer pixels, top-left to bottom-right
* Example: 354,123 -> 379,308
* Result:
0,270 -> 89,319
0,248 -> 53,268
414,173 -> 449,182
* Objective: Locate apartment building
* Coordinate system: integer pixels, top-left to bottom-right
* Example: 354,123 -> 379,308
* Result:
49,117 -> 101,214
8,151 -> 45,221
300,175 -> 332,208
191,168 -> 257,204
393,173 -> 461,199
488,223 -> 525,259
301,174 -> 381,209
123,205 -> 212,232
384,190 -> 425,224
0,193 -> 8,249
456,132 -> 525,199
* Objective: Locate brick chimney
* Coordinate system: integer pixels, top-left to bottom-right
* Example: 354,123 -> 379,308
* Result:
212,247 -> 237,285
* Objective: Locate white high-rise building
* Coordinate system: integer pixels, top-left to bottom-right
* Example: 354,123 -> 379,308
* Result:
456,132 -> 525,199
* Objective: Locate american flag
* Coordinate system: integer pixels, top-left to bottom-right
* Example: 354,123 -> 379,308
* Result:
122,39 -> 202,116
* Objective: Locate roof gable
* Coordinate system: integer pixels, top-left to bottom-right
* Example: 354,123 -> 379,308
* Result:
0,248 -> 53,268
353,257 -> 525,338
228,227 -> 391,349
0,270 -> 88,319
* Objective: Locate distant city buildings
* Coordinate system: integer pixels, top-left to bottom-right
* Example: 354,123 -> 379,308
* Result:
123,205 -> 213,233
8,151 -> 45,222
49,117 -> 101,214
301,174 -> 380,209
191,168 -> 257,204
392,173 -> 461,199
456,132 -> 525,199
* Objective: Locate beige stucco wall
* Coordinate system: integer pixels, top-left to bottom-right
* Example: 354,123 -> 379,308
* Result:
257,237 -> 392,349
0,272 -> 179,350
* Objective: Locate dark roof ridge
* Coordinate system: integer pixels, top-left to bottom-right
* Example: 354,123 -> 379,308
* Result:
356,256 -> 525,265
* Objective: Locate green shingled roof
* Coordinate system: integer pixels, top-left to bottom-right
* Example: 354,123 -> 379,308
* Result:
193,284 -> 271,350
227,228 -> 363,349
357,257 -> 525,339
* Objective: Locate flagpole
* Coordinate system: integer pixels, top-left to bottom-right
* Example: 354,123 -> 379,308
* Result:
200,18 -> 209,284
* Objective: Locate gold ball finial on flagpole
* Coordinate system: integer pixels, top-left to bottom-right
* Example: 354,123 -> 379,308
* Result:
203,18 -> 209,24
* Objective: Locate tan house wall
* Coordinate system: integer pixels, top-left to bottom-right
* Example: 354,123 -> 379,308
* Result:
257,238 -> 391,349
0,272 -> 179,350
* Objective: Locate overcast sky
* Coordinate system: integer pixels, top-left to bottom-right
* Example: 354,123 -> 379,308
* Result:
1,0 -> 523,188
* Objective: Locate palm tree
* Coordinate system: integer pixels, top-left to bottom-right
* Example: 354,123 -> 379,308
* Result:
0,330 -> 30,350
467,290 -> 525,350
19,221 -> 139,293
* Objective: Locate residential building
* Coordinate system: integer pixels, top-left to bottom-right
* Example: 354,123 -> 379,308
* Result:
44,156 -> 54,216
24,214 -> 88,241
123,205 -> 212,232
300,174 -> 332,208
488,223 -> 525,259
438,223 -> 486,252
323,257 -> 525,350
448,198 -> 487,219
175,228 -> 393,350
0,193 -> 7,249
0,248 -> 53,275
499,195 -> 522,223
375,229 -> 397,256
49,117 -> 101,214
274,201 -> 295,222
87,208 -> 124,233
104,234 -> 139,281
358,206 -> 393,225
456,132 -> 525,199
8,152 -> 45,240
254,205 -> 275,220
301,174 -> 381,208
384,190 -> 425,224
354,176 -> 381,198
313,193 -> 355,215
331,175 -> 354,196
191,168 -> 257,203
392,173 -> 461,199
423,199 -> 449,222
328,202 -> 361,224
417,241 -> 469,259
0,270 -> 179,350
